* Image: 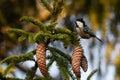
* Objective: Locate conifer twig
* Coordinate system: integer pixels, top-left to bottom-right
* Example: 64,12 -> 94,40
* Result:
50,0 -> 63,22
68,70 -> 76,80
3,63 -> 15,76
25,62 -> 38,80
8,28 -> 27,35
0,52 -> 34,64
48,47 -> 71,63
55,27 -> 72,35
46,57 -> 55,70
56,56 -> 70,79
87,69 -> 98,80
20,16 -> 46,31
38,0 -> 52,12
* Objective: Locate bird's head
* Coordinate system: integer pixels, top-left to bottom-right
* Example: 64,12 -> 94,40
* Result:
75,18 -> 85,28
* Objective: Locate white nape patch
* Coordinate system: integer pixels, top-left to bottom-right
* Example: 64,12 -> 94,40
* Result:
76,21 -> 83,28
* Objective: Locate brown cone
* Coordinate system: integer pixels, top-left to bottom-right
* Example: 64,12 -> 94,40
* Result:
36,41 -> 47,76
81,54 -> 88,72
72,45 -> 83,78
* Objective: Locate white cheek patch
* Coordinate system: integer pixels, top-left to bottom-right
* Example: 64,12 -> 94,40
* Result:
76,21 -> 83,28
76,28 -> 80,33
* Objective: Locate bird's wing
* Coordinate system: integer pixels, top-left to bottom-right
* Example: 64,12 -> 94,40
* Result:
83,25 -> 103,42
83,26 -> 96,37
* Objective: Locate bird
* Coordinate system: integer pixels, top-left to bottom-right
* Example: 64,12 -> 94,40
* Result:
75,18 -> 103,42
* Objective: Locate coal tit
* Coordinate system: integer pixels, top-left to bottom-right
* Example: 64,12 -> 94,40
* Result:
75,18 -> 103,42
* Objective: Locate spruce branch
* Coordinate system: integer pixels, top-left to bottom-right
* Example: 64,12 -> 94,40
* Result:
87,69 -> 98,80
51,0 -> 64,21
46,55 -> 53,59
8,28 -> 27,35
53,33 -> 71,42
34,31 -> 52,42
67,70 -> 76,80
18,35 -> 27,42
47,21 -> 58,29
48,47 -> 71,63
6,78 -> 22,80
28,33 -> 35,43
55,27 -> 78,44
48,47 -> 74,79
46,57 -> 55,70
52,0 -> 64,14
38,0 -> 52,12
3,63 -> 15,76
0,51 -> 34,64
54,27 -> 79,46
56,56 -> 70,79
54,33 -> 68,39
8,28 -> 36,42
0,73 -> 21,80
25,62 -> 38,80
20,16 -> 46,31
55,27 -> 72,34
34,30 -> 71,45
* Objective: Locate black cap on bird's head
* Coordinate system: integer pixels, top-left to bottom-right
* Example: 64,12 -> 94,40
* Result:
76,18 -> 85,23
76,18 -> 83,21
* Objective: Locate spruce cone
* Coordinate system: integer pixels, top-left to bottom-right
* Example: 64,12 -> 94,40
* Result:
81,54 -> 88,72
72,45 -> 83,78
36,41 -> 47,76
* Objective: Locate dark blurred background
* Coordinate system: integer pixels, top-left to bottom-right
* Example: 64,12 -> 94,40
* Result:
0,0 -> 120,80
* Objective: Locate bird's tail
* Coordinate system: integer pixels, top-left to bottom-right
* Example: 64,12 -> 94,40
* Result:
95,36 -> 104,43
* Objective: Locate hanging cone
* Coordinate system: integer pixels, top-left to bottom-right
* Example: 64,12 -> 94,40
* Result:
36,41 -> 47,76
81,54 -> 88,72
72,45 -> 83,78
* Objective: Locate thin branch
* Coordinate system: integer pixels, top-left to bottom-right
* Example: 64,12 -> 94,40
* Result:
38,0 -> 52,12
87,69 -> 98,80
48,47 -> 71,63
20,16 -> 46,31
46,57 -> 55,70
3,63 -> 15,76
